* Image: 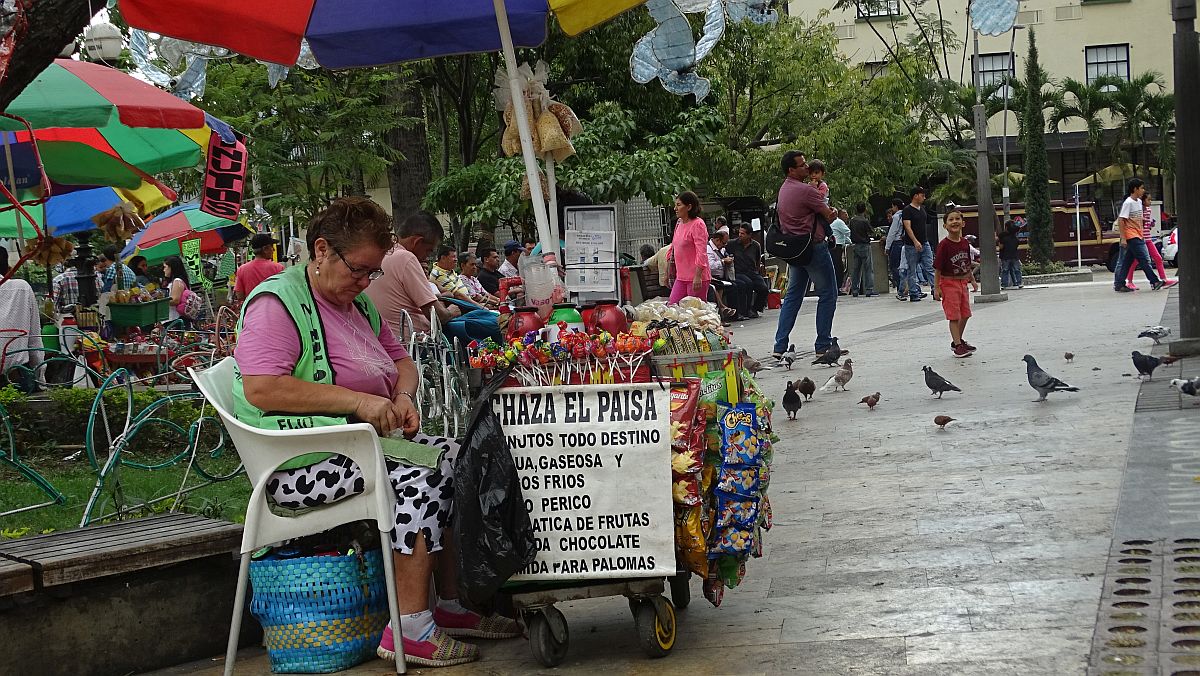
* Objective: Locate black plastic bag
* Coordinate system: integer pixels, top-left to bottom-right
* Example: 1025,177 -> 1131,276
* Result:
453,372 -> 537,609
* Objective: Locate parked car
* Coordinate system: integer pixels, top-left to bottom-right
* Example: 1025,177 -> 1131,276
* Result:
1162,227 -> 1179,267
957,201 -> 1111,267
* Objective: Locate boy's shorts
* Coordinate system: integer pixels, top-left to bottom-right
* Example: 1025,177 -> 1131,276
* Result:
939,278 -> 972,321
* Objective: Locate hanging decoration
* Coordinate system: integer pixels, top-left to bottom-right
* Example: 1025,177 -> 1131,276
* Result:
970,0 -> 1019,36
180,237 -> 213,292
494,60 -> 583,164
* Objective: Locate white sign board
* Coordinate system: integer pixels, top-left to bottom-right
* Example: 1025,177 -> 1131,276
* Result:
493,383 -> 675,581
564,229 -> 617,292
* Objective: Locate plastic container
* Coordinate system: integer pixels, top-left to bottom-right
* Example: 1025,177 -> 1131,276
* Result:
546,303 -> 585,342
109,298 -> 169,327
592,300 -> 628,334
507,306 -> 545,341
650,349 -> 742,381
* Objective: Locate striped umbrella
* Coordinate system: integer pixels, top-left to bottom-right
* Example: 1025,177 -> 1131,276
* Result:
0,59 -> 205,131
0,180 -> 173,238
120,0 -> 645,68
121,203 -> 251,264
119,0 -> 647,267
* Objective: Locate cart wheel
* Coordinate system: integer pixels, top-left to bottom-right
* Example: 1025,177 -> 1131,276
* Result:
529,606 -> 569,668
634,596 -> 676,658
669,572 -> 691,610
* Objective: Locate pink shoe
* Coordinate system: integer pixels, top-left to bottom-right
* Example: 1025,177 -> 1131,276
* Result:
433,606 -> 523,639
1127,283 -> 1138,291
377,624 -> 479,667
1164,279 -> 1179,288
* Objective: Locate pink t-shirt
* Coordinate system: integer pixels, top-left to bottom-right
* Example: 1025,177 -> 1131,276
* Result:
364,246 -> 438,338
234,258 -> 284,298
671,217 -> 710,284
235,292 -> 409,399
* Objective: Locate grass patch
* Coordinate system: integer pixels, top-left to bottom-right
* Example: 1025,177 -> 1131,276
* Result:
1,445 -> 247,536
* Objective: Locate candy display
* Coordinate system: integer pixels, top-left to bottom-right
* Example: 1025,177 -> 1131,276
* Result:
468,326 -> 651,387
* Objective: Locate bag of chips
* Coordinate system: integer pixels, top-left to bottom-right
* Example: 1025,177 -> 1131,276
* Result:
710,524 -> 754,557
715,490 -> 760,528
719,402 -> 762,466
674,505 -> 708,577
716,467 -> 760,495
669,380 -> 703,474
672,473 -> 701,506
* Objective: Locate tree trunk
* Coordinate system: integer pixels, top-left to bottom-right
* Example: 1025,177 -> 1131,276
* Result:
384,66 -> 431,227
0,0 -> 102,109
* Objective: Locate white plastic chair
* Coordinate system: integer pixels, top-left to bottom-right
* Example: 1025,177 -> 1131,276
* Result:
190,357 -> 406,675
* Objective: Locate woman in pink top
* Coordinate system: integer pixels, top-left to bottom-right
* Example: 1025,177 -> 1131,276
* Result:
668,191 -> 711,303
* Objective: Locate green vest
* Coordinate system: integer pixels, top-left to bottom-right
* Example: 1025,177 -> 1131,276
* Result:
232,264 -> 383,470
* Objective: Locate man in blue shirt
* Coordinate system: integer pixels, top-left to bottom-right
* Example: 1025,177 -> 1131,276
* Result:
97,246 -> 135,293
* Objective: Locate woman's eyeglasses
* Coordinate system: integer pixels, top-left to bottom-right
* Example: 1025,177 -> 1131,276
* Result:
331,244 -> 384,280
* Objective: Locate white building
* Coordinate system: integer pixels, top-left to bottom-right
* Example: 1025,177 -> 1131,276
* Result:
786,0 -> 1174,210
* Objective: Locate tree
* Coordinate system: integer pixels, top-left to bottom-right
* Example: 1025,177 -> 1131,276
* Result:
383,66 -> 431,224
1106,71 -> 1167,180
1021,31 -> 1053,265
1050,77 -> 1113,189
198,61 -> 414,220
0,1 -> 104,109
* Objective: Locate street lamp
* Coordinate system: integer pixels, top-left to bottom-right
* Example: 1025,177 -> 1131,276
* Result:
1001,24 -> 1026,224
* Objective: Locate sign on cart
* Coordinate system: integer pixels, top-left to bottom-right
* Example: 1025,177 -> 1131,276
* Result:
494,383 -> 674,582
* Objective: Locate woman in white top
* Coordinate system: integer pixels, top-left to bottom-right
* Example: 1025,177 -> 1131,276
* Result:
162,255 -> 191,323
0,246 -> 43,392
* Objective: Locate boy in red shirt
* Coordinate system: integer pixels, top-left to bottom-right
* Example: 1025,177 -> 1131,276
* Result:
932,210 -> 980,358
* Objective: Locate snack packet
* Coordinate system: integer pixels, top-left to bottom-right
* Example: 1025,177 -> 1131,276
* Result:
672,473 -> 701,506
669,380 -> 703,473
715,490 -> 760,528
698,370 -> 728,422
710,524 -> 754,557
674,505 -> 708,577
716,466 -> 760,495
719,402 -> 762,466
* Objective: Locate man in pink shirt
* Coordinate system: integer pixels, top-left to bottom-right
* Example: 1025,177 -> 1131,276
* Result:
365,211 -> 460,339
772,150 -> 839,361
231,234 -> 284,304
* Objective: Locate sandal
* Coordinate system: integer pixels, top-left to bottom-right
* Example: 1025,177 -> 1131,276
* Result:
377,625 -> 479,667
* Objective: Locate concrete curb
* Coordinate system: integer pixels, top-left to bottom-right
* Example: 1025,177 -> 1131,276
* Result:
1022,270 -> 1094,285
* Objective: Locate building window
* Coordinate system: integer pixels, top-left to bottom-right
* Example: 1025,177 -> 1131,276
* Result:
856,0 -> 901,19
835,23 -> 856,39
1055,4 -> 1082,20
863,61 -> 888,81
1016,9 -> 1043,24
972,52 -> 1014,95
1085,44 -> 1130,87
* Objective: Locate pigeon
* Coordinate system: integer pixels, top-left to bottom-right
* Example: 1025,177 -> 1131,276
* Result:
923,366 -> 962,399
797,377 -> 816,401
820,359 -> 854,392
934,415 -> 956,429
1171,378 -> 1200,397
741,348 -> 766,373
1132,351 -> 1180,380
782,381 -> 802,420
1139,326 -> 1172,344
859,392 -> 881,410
1023,354 -> 1080,402
781,344 -> 796,370
811,338 -> 843,367
1064,352 -> 1074,363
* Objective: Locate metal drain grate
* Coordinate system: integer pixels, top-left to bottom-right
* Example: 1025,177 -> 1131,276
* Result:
1090,538 -> 1200,674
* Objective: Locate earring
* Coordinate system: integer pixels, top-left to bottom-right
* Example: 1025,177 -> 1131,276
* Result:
315,264 -> 320,277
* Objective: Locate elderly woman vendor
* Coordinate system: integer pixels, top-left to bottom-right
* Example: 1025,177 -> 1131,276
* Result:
233,197 -> 518,667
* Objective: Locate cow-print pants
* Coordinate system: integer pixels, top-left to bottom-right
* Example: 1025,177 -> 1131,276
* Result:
265,433 -> 457,555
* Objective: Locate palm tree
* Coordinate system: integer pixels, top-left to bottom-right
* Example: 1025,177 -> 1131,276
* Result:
1049,77 -> 1113,189
1106,71 -> 1167,181
1144,91 -> 1176,208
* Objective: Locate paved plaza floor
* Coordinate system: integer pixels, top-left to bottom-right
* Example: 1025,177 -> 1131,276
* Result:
156,280 -> 1198,675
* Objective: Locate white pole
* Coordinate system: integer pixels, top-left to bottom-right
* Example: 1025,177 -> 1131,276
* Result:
544,152 -> 559,242
493,0 -> 558,271
1075,184 -> 1083,270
